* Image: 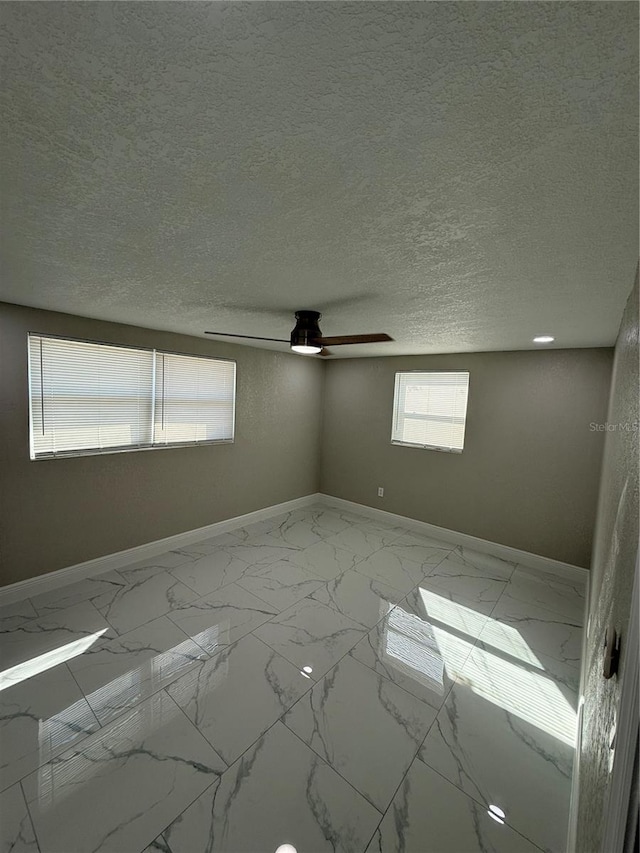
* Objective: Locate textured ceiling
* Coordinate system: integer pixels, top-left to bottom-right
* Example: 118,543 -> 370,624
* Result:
1,2 -> 638,357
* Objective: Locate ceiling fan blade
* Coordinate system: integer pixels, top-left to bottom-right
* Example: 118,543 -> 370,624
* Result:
204,331 -> 289,343
318,348 -> 333,357
316,333 -> 394,346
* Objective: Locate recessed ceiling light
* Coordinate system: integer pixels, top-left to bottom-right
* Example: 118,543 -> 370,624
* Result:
533,335 -> 555,344
275,845 -> 297,853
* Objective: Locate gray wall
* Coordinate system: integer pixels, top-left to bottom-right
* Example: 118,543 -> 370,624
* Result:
0,302 -> 324,585
320,348 -> 612,567
0,301 -> 616,586
577,275 -> 639,851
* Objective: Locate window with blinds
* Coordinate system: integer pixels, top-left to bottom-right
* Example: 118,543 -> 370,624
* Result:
28,334 -> 236,459
391,371 -> 470,452
153,351 -> 235,446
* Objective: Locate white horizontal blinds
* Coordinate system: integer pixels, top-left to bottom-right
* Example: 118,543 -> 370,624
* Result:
28,335 -> 154,458
28,335 -> 236,458
153,352 -> 235,445
392,371 -> 470,451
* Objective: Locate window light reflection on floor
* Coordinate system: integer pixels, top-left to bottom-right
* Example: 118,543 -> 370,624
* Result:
415,589 -> 488,641
418,587 -> 545,670
84,636 -> 207,717
383,607 -> 445,693
383,588 -> 577,747
382,604 -> 478,693
34,624 -> 225,809
36,693 -> 186,809
37,696 -> 99,763
0,629 -> 108,692
1,626 -> 225,807
461,644 -> 577,746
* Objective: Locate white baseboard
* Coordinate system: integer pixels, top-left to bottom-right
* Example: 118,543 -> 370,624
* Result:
566,568 -> 592,853
318,494 -> 589,584
0,493 -> 322,606
1,489 -> 588,607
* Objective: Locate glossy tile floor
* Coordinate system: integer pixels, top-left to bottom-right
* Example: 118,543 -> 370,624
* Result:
0,504 -> 586,853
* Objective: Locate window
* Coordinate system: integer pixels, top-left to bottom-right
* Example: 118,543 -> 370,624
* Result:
153,351 -> 235,446
28,334 -> 235,459
391,371 -> 469,452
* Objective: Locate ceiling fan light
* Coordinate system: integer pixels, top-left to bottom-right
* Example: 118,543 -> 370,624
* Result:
290,310 -> 323,354
291,344 -> 322,355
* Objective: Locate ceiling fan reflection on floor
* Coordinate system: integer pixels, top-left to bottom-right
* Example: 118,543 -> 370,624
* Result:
205,310 -> 393,356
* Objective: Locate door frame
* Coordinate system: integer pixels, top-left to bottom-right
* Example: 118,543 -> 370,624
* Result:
600,549 -> 639,853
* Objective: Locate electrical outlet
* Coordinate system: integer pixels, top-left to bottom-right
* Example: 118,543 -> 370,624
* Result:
377,487 -> 384,497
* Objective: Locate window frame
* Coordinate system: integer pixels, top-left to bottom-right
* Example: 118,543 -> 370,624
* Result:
27,332 -> 237,461
390,369 -> 470,454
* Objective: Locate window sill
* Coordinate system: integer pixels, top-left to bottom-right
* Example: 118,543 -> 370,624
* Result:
390,440 -> 463,454
30,438 -> 235,461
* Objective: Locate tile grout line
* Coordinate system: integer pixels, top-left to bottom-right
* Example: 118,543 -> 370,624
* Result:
52,602 -> 215,736
3,517 -> 425,630
416,754 -> 548,853
146,695 -> 383,853
19,777 -> 43,853
91,570 -> 270,642
8,657 -> 218,796
413,580 -> 580,852
246,598 -> 367,684
164,551 -> 253,597
482,580 -> 585,672
236,524 -> 447,609
246,631 -> 318,700
162,687 -> 229,771
62,659 -> 103,731
164,538 -> 332,605
162,635 -> 315,768
68,643 -> 211,733
496,586 -> 586,625
141,689 -> 224,853
358,750 -> 427,853
84,581 -> 184,641
233,573 -> 325,615
255,557 -> 482,712
413,584 -> 580,851
344,594 -> 483,853
263,583 -> 443,740
359,563 -> 519,841
408,580 -> 576,853
348,631 -> 469,715
4,513 -> 583,853
280,715 -> 385,820
280,649 -> 443,813
1,510 -> 574,610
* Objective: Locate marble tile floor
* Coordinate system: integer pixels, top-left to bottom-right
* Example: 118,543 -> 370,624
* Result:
0,504 -> 586,853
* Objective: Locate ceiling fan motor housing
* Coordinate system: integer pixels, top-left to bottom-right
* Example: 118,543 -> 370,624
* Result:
291,310 -> 322,348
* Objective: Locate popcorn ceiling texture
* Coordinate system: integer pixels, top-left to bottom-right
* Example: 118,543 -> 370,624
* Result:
577,274 -> 639,852
0,3 -> 637,356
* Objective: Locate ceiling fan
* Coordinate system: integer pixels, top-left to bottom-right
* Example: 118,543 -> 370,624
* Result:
205,310 -> 393,356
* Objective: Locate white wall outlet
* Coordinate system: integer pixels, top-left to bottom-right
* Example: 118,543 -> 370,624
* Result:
377,487 -> 384,497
